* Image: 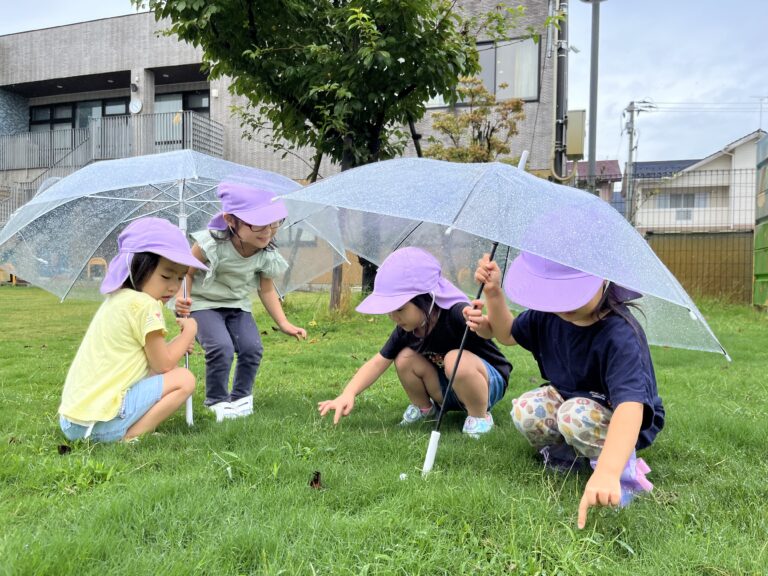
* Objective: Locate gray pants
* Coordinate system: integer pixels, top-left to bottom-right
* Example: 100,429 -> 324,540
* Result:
191,308 -> 263,406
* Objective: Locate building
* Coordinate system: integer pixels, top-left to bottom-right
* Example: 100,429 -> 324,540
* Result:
0,2 -> 561,228
630,130 -> 764,233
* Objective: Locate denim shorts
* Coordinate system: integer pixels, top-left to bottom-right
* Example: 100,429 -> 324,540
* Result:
59,374 -> 164,443
438,359 -> 506,413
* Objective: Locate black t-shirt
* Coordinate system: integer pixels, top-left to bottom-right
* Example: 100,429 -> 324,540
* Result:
512,308 -> 664,450
379,303 -> 512,386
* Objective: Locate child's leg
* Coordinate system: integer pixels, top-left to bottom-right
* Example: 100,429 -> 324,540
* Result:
510,385 -> 565,447
191,309 -> 236,405
555,397 -> 612,459
442,349 -> 490,418
226,310 -> 263,402
394,348 -> 442,409
124,367 -> 195,439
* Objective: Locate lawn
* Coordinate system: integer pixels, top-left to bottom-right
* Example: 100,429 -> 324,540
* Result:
1,286 -> 766,575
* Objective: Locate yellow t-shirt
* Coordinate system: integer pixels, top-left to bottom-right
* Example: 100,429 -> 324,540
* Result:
59,289 -> 167,422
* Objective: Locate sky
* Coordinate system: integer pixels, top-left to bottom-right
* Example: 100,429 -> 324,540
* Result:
1,0 -> 766,165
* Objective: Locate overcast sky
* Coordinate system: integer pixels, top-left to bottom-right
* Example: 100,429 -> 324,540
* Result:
2,0 -> 765,165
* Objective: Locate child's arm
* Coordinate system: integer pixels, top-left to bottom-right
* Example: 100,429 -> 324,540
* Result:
174,243 -> 205,316
472,254 -> 518,346
577,401 -> 644,529
317,353 -> 393,424
144,317 -> 198,373
257,275 -> 307,340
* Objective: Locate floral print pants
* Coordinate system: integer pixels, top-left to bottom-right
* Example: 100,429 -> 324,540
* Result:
510,385 -> 612,459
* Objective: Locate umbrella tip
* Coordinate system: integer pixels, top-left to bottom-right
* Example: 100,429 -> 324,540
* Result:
444,227 -> 453,236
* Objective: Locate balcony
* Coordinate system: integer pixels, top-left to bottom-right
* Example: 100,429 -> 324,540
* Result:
0,111 -> 224,226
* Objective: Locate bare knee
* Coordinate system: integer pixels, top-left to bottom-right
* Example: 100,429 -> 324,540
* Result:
394,348 -> 420,373
165,367 -> 195,397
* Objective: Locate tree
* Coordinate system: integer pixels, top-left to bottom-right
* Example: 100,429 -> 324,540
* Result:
424,76 -> 525,164
135,0 -> 552,305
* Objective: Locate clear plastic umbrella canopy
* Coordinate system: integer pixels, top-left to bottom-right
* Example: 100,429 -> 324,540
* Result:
0,150 -> 346,300
282,157 -> 728,358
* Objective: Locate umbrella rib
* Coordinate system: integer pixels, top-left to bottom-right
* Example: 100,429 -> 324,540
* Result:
392,221 -> 425,251
447,165 -> 490,229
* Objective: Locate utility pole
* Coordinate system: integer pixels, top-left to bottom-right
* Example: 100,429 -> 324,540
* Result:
580,0 -> 607,194
553,0 -> 569,179
624,100 -> 655,224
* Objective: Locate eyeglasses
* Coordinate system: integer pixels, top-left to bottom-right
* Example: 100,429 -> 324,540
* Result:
244,218 -> 285,233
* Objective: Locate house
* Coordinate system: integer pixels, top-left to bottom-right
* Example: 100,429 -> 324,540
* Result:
0,3 -> 560,228
629,130 -> 765,233
565,159 -> 623,212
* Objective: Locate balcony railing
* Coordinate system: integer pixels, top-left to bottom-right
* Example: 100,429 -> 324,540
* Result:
0,111 -> 224,172
0,111 -> 224,228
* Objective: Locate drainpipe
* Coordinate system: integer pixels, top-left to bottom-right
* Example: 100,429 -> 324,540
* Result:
553,0 -> 569,179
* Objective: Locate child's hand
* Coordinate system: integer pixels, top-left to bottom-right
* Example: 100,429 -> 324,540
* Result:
279,322 -> 307,341
463,300 -> 492,337
475,254 -> 503,293
176,316 -> 198,340
175,296 -> 192,317
577,468 -> 622,529
318,393 -> 355,424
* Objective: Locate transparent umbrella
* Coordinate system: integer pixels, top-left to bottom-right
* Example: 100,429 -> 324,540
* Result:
0,150 -> 346,301
282,157 -> 727,359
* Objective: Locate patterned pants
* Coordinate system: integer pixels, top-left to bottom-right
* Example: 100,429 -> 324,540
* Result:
510,385 -> 612,459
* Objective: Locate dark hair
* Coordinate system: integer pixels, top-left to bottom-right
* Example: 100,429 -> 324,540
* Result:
593,282 -> 646,338
209,216 -> 278,252
120,251 -> 160,291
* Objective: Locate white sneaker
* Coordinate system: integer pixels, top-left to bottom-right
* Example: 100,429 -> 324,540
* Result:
399,402 -> 436,426
231,395 -> 253,418
208,401 -> 235,422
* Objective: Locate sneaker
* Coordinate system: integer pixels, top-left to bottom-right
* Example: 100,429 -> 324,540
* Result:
399,402 -> 436,426
208,401 -> 235,422
231,395 -> 253,418
462,413 -> 494,438
539,444 -> 588,474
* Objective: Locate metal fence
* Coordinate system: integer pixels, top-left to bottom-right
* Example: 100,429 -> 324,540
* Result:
0,111 -> 224,227
574,168 -> 756,303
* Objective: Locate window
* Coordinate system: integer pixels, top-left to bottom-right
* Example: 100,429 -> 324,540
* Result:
655,192 -> 706,209
30,99 -> 127,131
425,38 -> 539,108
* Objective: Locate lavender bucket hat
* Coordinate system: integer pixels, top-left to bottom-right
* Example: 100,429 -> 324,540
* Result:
208,181 -> 288,230
100,217 -> 208,295
503,252 -> 641,313
356,247 -> 468,314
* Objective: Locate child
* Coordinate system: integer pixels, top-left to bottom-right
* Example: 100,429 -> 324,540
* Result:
318,247 -> 511,436
58,217 -> 207,443
467,251 -> 664,528
175,181 -> 306,421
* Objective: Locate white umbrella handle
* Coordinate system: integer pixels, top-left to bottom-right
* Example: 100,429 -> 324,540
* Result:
183,276 -> 194,427
422,431 -> 441,476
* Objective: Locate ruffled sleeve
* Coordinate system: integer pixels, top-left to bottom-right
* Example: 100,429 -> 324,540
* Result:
257,249 -> 289,280
191,230 -> 220,288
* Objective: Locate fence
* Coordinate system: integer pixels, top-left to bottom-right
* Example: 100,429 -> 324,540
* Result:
0,112 -> 224,227
574,168 -> 756,303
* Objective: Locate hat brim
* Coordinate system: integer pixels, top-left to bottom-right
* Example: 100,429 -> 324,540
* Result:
160,248 -> 209,271
234,202 -> 288,226
503,257 -> 604,313
355,291 -> 416,315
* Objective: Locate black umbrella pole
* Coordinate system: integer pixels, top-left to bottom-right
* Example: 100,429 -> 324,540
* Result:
422,242 -> 499,475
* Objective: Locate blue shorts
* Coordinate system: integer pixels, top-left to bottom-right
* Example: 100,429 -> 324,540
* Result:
59,374 -> 164,443
438,359 -> 506,413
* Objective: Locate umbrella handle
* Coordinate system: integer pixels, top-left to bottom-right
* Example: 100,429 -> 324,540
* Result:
433,241 -> 499,433
182,277 -> 194,427
421,430 -> 441,476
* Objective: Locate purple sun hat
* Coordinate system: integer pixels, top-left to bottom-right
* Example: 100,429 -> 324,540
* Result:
356,247 -> 469,314
208,181 -> 288,230
100,217 -> 208,295
503,252 -> 641,313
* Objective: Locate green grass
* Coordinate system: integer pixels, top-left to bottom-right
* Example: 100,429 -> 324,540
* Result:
1,286 -> 767,575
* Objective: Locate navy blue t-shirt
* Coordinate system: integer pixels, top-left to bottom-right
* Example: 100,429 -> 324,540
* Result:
511,308 -> 664,450
380,303 -> 512,386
